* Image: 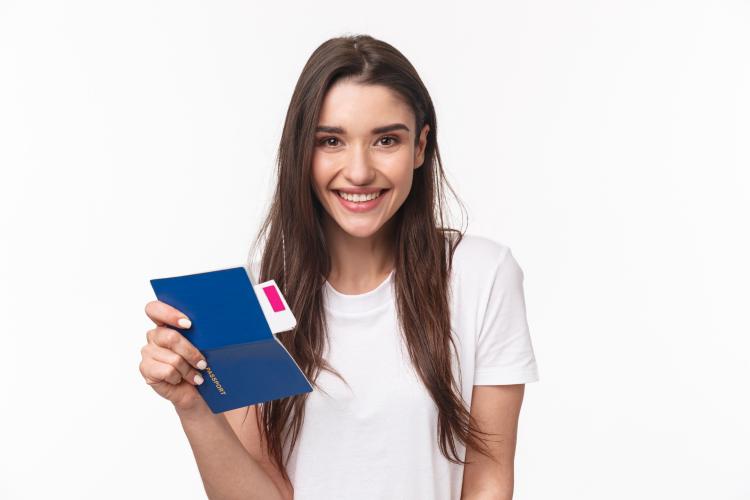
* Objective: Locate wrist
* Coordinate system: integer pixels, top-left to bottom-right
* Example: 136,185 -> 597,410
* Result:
174,398 -> 212,421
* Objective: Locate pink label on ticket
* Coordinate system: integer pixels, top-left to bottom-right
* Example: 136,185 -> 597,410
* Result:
262,285 -> 285,312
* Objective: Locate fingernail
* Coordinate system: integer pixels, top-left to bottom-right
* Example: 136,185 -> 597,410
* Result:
178,317 -> 191,328
196,359 -> 207,370
194,374 -> 204,385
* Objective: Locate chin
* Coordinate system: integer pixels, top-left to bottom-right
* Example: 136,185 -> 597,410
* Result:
335,220 -> 385,239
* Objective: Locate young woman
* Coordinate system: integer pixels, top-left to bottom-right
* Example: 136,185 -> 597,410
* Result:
139,34 -> 539,500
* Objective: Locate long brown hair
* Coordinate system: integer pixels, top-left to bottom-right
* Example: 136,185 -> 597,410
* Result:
246,34 -> 495,483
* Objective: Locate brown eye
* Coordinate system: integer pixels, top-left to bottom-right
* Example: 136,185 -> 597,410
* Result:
319,137 -> 340,147
379,136 -> 400,146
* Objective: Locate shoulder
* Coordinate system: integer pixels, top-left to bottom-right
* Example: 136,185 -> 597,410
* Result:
451,232 -> 513,272
448,232 -> 525,300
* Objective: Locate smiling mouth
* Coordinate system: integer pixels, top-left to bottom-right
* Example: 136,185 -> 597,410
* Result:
335,189 -> 388,203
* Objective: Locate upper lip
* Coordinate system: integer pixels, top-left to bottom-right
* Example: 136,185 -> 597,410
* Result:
334,187 -> 388,194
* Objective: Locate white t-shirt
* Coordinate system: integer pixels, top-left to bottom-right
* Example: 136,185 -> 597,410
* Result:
249,233 -> 539,499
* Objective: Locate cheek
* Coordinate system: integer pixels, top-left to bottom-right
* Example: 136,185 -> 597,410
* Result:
388,160 -> 415,192
310,156 -> 333,195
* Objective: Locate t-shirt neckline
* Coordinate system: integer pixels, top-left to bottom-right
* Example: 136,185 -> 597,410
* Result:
323,269 -> 395,314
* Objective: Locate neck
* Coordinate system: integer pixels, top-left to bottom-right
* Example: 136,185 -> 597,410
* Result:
322,214 -> 397,294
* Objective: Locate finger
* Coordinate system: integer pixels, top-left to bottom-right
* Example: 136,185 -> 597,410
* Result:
147,326 -> 208,371
141,343 -> 205,386
139,356 -> 184,386
144,300 -> 192,330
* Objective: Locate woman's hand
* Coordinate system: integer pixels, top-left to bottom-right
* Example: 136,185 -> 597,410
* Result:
139,300 -> 208,412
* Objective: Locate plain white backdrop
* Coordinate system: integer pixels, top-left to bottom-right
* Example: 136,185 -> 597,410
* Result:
1,1 -> 748,498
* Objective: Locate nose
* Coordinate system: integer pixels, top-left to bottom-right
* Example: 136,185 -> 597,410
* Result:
342,144 -> 377,185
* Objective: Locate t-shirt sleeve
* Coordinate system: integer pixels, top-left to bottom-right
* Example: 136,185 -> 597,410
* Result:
474,247 -> 540,385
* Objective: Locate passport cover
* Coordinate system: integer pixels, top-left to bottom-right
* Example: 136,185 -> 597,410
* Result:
149,266 -> 313,413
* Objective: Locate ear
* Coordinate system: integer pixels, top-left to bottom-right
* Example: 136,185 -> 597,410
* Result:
414,124 -> 430,169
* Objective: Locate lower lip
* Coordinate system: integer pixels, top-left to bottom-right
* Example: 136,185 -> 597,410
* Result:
334,189 -> 389,213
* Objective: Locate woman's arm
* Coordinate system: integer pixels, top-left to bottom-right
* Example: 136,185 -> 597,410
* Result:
224,405 -> 294,499
139,300 -> 289,499
175,399 -> 288,500
460,384 -> 526,500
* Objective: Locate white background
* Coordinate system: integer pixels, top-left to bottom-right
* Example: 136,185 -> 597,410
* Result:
1,1 -> 748,498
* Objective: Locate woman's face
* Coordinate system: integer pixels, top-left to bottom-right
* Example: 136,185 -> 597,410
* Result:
311,79 -> 430,240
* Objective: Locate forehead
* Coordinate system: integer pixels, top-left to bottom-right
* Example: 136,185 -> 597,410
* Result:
317,79 -> 414,133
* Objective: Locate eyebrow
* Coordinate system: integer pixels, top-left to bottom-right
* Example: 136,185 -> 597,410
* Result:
315,123 -> 410,134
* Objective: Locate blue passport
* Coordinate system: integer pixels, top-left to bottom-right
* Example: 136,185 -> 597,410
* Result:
149,266 -> 313,413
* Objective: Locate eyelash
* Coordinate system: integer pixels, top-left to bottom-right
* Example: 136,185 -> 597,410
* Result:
317,136 -> 400,148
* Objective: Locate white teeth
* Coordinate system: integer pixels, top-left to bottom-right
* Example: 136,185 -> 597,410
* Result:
337,190 -> 383,202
